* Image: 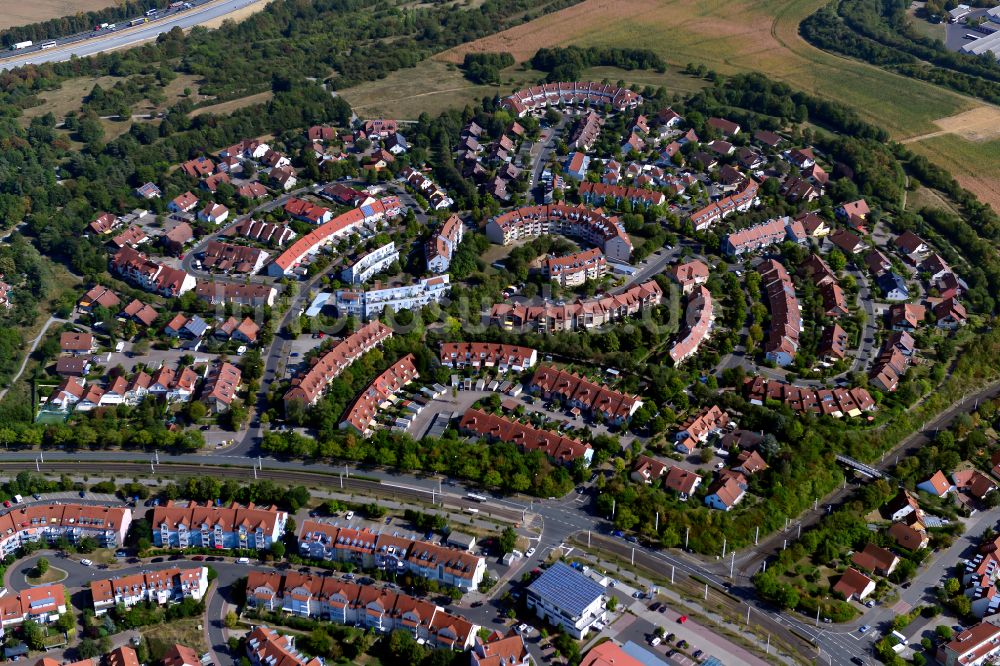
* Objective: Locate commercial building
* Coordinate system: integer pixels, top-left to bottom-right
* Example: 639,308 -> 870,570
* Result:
284,321 -> 393,407
526,562 -> 606,639
0,504 -> 132,556
485,204 -> 632,263
152,501 -> 288,551
246,580 -> 478,649
91,567 -> 208,615
341,242 -> 399,284
296,521 -> 486,590
425,215 -> 464,274
334,276 -> 449,320
459,408 -> 594,466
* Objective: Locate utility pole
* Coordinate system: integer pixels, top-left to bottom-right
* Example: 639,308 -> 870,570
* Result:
35,457 -> 39,472
685,527 -> 690,551
631,548 -> 634,566
730,551 -> 735,579
704,583 -> 708,600
797,522 -> 802,539
761,560 -> 766,573
611,499 -> 616,519
154,451 -> 159,464
588,531 -> 591,547
655,511 -> 659,532
815,605 -> 820,627
253,465 -> 257,479
722,537 -> 727,559
766,634 -> 770,654
345,464 -> 349,478
782,539 -> 787,551
39,450 -> 44,463
754,526 -> 759,545
671,565 -> 675,584
746,604 -> 751,625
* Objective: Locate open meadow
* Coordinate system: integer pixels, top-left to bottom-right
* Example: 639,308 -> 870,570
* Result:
0,0 -> 117,30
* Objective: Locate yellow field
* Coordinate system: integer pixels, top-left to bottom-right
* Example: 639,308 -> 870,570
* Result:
907,134 -> 1000,212
0,0 -> 117,30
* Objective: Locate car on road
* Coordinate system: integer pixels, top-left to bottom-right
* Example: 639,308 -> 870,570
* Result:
659,605 -> 667,613
612,530 -> 624,538
677,639 -> 688,649
666,633 -> 675,642
851,658 -> 867,666
858,625 -> 870,634
626,535 -> 638,543
526,547 -> 536,558
385,517 -> 392,524
32,494 -> 41,500
516,624 -> 529,634
953,625 -> 965,633
80,559 -> 93,566
471,601 -> 484,607
168,554 -> 183,561
3,501 -> 10,508
237,557 -> 251,564
864,599 -> 875,608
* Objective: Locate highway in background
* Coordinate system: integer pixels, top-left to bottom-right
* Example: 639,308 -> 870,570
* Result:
0,0 -> 258,71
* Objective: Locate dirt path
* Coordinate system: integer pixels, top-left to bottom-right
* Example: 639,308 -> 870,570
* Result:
0,316 -> 65,403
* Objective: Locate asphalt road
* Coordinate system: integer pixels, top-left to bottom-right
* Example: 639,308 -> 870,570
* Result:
0,0 -> 260,71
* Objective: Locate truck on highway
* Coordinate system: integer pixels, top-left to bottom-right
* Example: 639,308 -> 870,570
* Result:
10,41 -> 32,50
145,8 -> 158,15
130,18 -> 147,26
40,41 -> 57,49
169,1 -> 183,7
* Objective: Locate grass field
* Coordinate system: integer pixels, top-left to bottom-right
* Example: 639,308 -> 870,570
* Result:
0,0 -> 116,30
906,185 -> 958,215
142,617 -> 208,658
339,61 -> 708,119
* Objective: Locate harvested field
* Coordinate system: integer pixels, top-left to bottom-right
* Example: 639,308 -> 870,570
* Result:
190,91 -> 274,117
932,107 -> 1000,142
0,0 -> 117,30
199,0 -> 273,29
21,75 -> 120,122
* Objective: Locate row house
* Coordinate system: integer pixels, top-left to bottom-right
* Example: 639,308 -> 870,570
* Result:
488,280 -> 662,334
674,405 -> 729,453
819,323 -> 849,361
670,260 -> 709,294
215,316 -> 260,345
760,259 -> 801,367
425,214 -> 464,274
743,376 -> 876,417
267,197 -> 401,277
688,179 -> 760,231
91,567 -> 208,615
284,321 -> 393,406
402,167 -> 453,210
0,503 -> 131,556
669,285 -> 714,365
459,408 -> 594,467
340,354 -> 419,436
224,219 -> 295,247
722,216 -> 793,256
545,248 -> 607,287
341,242 -> 398,284
570,110 -> 602,151
246,577 -> 477,650
110,247 -> 197,297
152,501 -> 287,551
201,362 -> 242,413
149,364 -> 199,403
334,276 -> 449,321
500,81 -> 641,116
438,342 -> 537,372
196,282 -> 277,308
529,365 -> 642,425
484,203 -> 633,263
296,522 -> 485,591
246,626 -> 321,666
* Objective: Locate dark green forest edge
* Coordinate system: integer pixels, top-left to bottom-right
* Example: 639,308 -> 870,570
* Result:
801,0 -> 1000,105
0,0 -> 999,567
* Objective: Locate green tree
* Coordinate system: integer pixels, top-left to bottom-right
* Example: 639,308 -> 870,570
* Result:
36,557 -> 49,577
499,526 -> 517,555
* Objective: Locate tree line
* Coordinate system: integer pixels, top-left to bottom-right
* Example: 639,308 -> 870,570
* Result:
530,45 -> 667,81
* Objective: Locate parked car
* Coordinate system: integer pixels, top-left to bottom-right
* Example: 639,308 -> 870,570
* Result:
858,625 -> 870,634
80,559 -> 93,566
650,637 -> 661,647
677,616 -> 688,624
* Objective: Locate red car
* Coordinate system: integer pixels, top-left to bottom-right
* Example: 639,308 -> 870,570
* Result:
677,616 -> 688,624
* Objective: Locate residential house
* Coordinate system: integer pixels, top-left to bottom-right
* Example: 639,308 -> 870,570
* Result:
168,192 -> 199,214
669,260 -> 709,294
61,332 -> 95,355
526,562 -> 605,639
704,477 -> 745,511
630,455 -> 668,484
851,543 -> 899,576
675,405 -> 729,452
663,465 -> 701,500
832,568 -> 875,601
918,470 -> 954,497
877,273 -> 909,301
197,203 -> 229,225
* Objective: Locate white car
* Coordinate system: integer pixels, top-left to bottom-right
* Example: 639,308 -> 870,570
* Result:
345,511 -> 354,521
526,547 -> 536,558
80,559 -> 93,567
517,623 -> 529,635
650,636 -> 662,647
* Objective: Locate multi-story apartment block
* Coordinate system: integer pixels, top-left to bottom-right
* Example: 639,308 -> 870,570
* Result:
334,276 -> 449,320
525,562 -> 606,639
425,215 -> 464,274
152,501 -> 287,551
438,342 -> 537,372
340,242 -> 399,284
545,248 -> 607,287
0,504 -> 131,556
110,247 -> 197,297
296,521 -> 486,590
91,567 -> 208,615
246,626 -> 321,666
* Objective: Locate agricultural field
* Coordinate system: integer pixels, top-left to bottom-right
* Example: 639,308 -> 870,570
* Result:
908,134 -> 1000,212
0,0 -> 116,30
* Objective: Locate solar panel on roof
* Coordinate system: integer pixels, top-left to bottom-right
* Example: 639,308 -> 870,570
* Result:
527,561 -> 603,617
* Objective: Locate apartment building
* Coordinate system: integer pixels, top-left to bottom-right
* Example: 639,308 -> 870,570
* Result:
438,342 -> 537,372
0,504 -> 131,556
0,585 -> 66,630
110,247 -> 197,297
669,285 -> 714,365
296,521 -> 486,590
760,259 -> 801,367
284,321 -> 393,407
341,242 -> 399,284
91,567 -> 208,615
425,214 -> 464,274
152,501 -> 288,551
334,276 -> 449,320
246,626 -> 321,666
500,82 -> 641,116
